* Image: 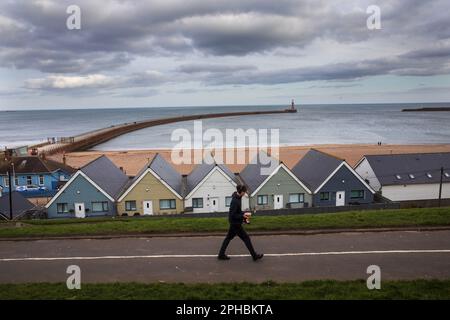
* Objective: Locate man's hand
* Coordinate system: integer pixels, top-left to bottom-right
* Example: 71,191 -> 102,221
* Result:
243,212 -> 252,224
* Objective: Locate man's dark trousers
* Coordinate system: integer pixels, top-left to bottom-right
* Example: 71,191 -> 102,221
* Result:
219,223 -> 257,257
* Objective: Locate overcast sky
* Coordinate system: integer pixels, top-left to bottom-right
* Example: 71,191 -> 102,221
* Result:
0,0 -> 449,110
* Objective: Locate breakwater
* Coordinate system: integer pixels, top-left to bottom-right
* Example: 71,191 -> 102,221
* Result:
36,109 -> 295,155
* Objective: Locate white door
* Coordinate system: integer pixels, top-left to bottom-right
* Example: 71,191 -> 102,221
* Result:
143,200 -> 153,215
210,197 -> 219,212
74,203 -> 85,218
336,191 -> 345,206
274,195 -> 283,209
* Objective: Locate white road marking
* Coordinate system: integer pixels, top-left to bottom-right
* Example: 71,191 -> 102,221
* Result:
1,249 -> 450,262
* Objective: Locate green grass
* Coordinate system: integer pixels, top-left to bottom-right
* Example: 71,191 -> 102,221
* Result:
0,207 -> 449,238
1,280 -> 449,300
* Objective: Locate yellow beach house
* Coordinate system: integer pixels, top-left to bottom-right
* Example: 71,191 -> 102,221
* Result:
117,154 -> 184,216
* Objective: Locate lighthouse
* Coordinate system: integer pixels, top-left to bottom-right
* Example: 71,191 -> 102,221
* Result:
285,99 -> 298,113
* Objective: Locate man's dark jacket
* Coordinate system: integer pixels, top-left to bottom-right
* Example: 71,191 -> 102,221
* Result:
228,191 -> 244,224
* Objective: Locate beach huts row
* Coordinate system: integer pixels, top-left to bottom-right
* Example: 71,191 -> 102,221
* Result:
43,150 -> 375,218
2,150 -> 449,219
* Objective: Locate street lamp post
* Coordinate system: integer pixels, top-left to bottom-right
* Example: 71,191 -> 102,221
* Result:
4,148 -> 13,220
8,165 -> 12,220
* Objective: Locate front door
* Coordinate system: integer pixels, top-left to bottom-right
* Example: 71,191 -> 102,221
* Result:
74,203 -> 85,218
210,197 -> 219,212
143,201 -> 153,215
274,195 -> 283,209
336,191 -> 345,206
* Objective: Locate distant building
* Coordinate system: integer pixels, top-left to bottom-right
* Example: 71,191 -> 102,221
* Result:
355,152 -> 450,201
184,160 -> 247,213
292,149 -> 375,207
0,156 -> 75,197
45,156 -> 129,218
0,191 -> 35,220
117,154 -> 184,216
239,152 -> 312,210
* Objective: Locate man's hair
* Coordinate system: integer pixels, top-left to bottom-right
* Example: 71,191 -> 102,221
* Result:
237,185 -> 247,193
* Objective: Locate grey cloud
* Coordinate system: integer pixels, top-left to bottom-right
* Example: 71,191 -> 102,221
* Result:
177,64 -> 257,74
1,0 -> 449,74
200,47 -> 450,85
23,71 -> 167,94
1,0 -> 450,101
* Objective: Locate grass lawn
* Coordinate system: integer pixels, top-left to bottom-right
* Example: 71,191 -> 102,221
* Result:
0,280 -> 449,300
0,207 -> 449,238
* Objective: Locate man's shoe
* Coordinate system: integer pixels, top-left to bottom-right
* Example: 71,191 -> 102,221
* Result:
253,253 -> 264,261
218,255 -> 230,260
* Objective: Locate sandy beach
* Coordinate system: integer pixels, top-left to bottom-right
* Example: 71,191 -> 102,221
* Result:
49,144 -> 450,176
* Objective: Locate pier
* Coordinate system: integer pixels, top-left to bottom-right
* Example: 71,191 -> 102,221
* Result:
34,108 -> 296,156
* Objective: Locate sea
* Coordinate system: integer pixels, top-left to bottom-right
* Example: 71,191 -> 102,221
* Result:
1,103 -> 450,150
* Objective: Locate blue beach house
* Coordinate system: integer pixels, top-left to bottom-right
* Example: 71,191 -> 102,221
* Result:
0,156 -> 75,197
292,149 -> 375,207
45,155 -> 129,218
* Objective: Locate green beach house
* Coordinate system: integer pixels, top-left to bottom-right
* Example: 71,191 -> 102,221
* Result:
239,152 -> 313,210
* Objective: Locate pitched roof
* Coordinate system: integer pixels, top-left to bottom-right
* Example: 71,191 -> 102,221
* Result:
0,192 -> 35,219
291,149 -> 343,191
362,152 -> 450,186
239,152 -> 281,194
80,155 -> 129,198
186,161 -> 236,196
0,157 -> 76,175
149,154 -> 183,196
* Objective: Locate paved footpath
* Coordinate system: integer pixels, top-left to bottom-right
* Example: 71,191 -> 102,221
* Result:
0,230 -> 449,283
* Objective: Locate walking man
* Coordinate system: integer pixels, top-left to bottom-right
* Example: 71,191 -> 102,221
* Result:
218,185 -> 264,261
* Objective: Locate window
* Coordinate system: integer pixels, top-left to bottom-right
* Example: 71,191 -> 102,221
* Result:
409,174 -> 415,179
351,190 -> 365,199
426,173 -> 433,178
320,192 -> 330,201
39,175 -> 44,185
289,193 -> 304,203
192,198 -> 203,208
92,201 -> 108,212
14,177 -> 19,186
396,174 -> 402,180
257,195 -> 268,205
26,176 -> 32,185
3,176 -> 9,187
225,196 -> 232,207
160,199 -> 176,210
57,203 -> 69,214
125,200 -> 137,211
445,172 -> 450,178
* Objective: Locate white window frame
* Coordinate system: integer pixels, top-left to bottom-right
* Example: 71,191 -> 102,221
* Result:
3,176 -> 9,187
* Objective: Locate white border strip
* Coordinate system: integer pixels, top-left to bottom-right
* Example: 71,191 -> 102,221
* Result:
1,249 -> 449,262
